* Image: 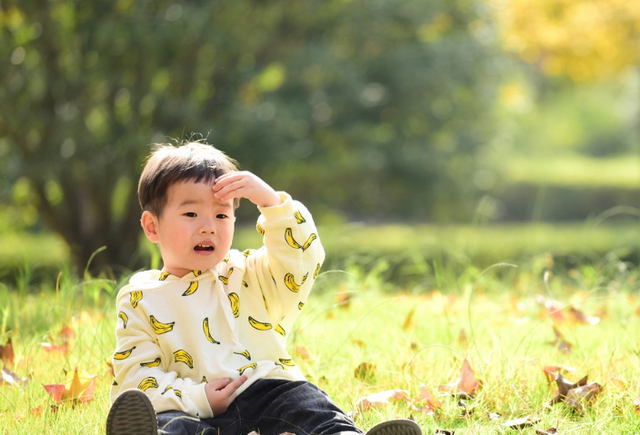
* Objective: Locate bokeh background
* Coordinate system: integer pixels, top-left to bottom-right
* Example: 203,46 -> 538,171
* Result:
1,0 -> 639,281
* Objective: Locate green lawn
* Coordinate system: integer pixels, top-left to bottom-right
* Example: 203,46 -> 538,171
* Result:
1,249 -> 639,434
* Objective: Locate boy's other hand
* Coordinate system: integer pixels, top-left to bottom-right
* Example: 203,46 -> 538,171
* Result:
213,171 -> 283,208
205,375 -> 248,415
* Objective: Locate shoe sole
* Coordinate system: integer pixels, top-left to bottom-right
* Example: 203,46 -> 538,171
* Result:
367,419 -> 422,435
106,389 -> 158,435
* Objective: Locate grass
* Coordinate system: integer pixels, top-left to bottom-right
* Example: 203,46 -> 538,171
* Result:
1,247 -> 639,434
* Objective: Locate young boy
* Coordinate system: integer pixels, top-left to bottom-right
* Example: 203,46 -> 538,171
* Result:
106,141 -> 422,435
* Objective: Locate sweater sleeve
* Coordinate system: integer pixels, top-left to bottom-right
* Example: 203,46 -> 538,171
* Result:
110,286 -> 214,418
249,192 -> 325,329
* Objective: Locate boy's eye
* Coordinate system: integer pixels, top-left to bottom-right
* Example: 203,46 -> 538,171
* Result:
216,214 -> 228,219
184,212 -> 197,218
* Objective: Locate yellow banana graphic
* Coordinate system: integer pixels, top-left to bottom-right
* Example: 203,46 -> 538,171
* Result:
228,293 -> 240,318
173,349 -> 194,369
238,363 -> 257,376
279,358 -> 295,367
284,272 -> 308,293
298,301 -> 305,310
118,311 -> 128,329
173,389 -> 182,398
275,324 -> 286,336
257,223 -> 265,236
138,377 -> 159,391
314,263 -> 321,279
242,280 -> 248,288
201,376 -> 208,383
162,385 -> 173,394
149,315 -> 175,335
159,272 -> 170,281
193,270 -> 202,277
112,380 -> 118,386
218,268 -> 234,285
234,349 -> 252,360
284,228 -> 317,252
182,281 -> 198,296
248,316 -> 272,331
114,346 -> 136,360
140,357 -> 161,368
203,317 -> 221,344
294,211 -> 306,224
243,249 -> 252,257
130,291 -> 142,308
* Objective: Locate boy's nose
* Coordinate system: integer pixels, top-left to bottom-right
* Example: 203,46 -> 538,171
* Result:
200,219 -> 216,234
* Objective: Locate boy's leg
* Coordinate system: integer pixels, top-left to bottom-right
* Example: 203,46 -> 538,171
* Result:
106,389 -> 158,435
157,411 -> 215,435
211,379 -> 362,435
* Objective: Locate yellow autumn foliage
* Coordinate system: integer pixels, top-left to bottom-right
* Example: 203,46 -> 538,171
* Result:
492,0 -> 640,81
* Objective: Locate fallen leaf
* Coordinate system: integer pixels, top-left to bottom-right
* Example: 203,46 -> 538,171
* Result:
1,366 -> 29,387
411,384 -> 441,414
0,338 -> 15,367
58,323 -> 75,343
42,368 -> 97,404
354,362 -> 376,380
543,364 -> 575,382
293,345 -> 311,360
354,389 -> 411,413
438,358 -> 482,399
634,396 -> 640,413
549,373 -> 601,413
564,382 -> 602,414
567,307 -> 599,325
501,415 -> 539,429
403,306 -> 417,331
548,325 -> 572,353
536,296 -> 566,322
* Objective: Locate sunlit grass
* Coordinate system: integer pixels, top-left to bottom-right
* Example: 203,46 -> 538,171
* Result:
1,251 -> 639,434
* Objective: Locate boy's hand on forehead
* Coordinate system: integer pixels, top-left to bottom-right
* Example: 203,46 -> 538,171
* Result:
213,171 -> 283,208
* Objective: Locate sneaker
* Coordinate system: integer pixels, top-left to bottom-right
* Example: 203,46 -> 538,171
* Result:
106,389 -> 158,435
366,419 -> 422,435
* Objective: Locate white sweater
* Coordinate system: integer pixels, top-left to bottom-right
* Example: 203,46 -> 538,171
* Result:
110,193 -> 325,418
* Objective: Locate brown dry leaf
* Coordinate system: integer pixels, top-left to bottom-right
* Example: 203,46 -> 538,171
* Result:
58,323 -> 75,343
543,364 -> 575,382
0,338 -> 15,368
567,307 -> 599,325
549,325 -> 572,354
411,384 -> 442,415
634,396 -> 640,413
549,373 -> 600,413
1,366 -> 29,387
536,296 -> 566,323
564,382 -> 602,414
403,306 -> 417,331
354,362 -> 376,380
354,389 -> 411,414
293,345 -> 311,360
42,368 -> 97,404
501,415 -> 539,429
438,358 -> 482,399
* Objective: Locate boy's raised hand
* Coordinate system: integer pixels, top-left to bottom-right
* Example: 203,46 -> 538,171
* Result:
213,171 -> 283,208
205,375 -> 248,415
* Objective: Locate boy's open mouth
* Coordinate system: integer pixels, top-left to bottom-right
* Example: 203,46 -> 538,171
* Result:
194,244 -> 214,252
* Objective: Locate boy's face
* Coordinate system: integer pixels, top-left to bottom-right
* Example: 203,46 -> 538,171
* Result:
141,180 -> 235,278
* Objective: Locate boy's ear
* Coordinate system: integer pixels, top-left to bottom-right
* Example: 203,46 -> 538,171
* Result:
141,210 -> 160,243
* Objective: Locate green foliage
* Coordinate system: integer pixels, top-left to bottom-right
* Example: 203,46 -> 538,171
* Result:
0,0 -> 499,271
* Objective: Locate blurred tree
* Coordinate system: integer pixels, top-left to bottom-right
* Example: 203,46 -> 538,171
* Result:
0,0 -> 499,274
494,0 -> 640,81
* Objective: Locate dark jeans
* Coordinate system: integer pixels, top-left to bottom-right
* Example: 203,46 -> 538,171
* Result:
157,379 -> 362,435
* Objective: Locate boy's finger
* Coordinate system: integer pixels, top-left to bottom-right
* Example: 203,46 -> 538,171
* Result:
225,375 -> 248,391
209,378 -> 232,390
